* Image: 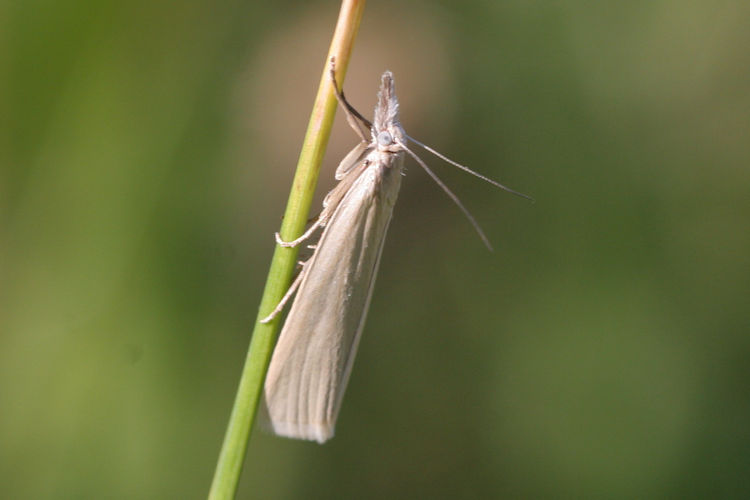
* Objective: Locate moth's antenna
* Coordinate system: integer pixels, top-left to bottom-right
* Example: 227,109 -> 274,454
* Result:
397,140 -> 494,251
406,134 -> 534,202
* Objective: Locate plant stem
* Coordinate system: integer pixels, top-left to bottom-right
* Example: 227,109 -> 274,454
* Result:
208,1 -> 366,498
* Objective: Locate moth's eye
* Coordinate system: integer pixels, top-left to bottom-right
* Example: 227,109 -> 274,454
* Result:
377,131 -> 393,146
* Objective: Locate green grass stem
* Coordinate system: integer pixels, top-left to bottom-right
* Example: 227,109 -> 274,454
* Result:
208,1 -> 366,498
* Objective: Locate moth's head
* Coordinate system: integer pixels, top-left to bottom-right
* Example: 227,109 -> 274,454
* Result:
373,71 -> 405,152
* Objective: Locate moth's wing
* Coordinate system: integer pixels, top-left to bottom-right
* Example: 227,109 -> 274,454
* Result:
335,141 -> 370,180
264,156 -> 404,443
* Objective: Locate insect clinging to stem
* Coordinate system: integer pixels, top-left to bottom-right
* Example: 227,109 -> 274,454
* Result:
261,58 -> 530,443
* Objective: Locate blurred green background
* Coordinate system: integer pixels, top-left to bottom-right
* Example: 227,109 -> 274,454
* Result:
3,1 -> 750,498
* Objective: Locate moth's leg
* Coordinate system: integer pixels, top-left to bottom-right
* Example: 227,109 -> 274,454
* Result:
275,217 -> 325,248
329,57 -> 372,141
305,210 -> 321,224
260,260 -> 308,323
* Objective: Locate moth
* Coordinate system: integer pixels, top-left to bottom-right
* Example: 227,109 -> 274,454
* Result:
262,58 -> 528,443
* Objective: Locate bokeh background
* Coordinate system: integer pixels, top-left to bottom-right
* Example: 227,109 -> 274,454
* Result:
3,1 -> 750,498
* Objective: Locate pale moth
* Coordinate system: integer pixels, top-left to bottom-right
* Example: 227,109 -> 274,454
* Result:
261,58 -> 529,443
